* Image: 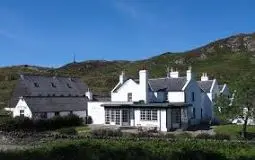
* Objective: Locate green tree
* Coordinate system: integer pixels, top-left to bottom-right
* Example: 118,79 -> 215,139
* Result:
215,73 -> 255,138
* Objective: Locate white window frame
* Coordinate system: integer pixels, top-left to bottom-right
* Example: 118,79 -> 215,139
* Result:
140,109 -> 158,121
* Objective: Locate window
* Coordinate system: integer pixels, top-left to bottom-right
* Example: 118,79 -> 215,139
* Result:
172,109 -> 181,123
201,108 -> 203,119
20,110 -> 24,117
127,93 -> 132,102
111,110 -> 115,122
51,82 -> 56,88
34,82 -> 39,88
55,112 -> 60,116
105,109 -> 110,124
67,83 -> 72,88
116,110 -> 120,125
192,108 -> 196,119
152,110 -> 158,120
140,109 -> 157,121
40,112 -> 47,119
192,92 -> 195,102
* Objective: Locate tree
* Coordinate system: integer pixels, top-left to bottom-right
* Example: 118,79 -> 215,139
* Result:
215,73 -> 255,138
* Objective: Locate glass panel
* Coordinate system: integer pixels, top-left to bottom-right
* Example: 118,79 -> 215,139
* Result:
115,110 -> 120,125
146,110 -> 152,120
122,110 -> 128,123
111,110 -> 115,122
105,109 -> 110,124
152,110 -> 158,120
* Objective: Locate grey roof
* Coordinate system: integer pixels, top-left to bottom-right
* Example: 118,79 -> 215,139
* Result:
20,75 -> 88,96
10,75 -> 89,108
197,80 -> 214,93
149,77 -> 187,92
218,84 -> 224,92
102,102 -> 192,108
23,96 -> 88,112
112,77 -> 187,92
93,95 -> 111,101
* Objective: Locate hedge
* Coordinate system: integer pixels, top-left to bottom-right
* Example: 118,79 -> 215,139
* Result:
0,115 -> 83,132
0,139 -> 254,160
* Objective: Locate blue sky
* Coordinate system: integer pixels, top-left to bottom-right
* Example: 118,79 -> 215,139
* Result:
0,0 -> 255,67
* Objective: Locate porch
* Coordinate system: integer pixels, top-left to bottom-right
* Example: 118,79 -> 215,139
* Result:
102,102 -> 192,131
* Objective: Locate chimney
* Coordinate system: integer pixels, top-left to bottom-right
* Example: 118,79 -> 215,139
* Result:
169,67 -> 179,78
186,66 -> 194,81
119,71 -> 126,84
139,70 -> 148,103
20,74 -> 24,80
85,88 -> 93,100
201,73 -> 209,81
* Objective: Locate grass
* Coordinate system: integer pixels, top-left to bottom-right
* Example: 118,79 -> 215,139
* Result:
214,124 -> 255,139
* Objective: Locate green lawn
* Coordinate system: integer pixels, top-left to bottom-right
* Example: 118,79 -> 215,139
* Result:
214,124 -> 255,139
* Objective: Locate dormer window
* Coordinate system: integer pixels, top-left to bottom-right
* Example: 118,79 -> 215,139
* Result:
51,82 -> 56,88
34,82 -> 39,88
67,83 -> 72,88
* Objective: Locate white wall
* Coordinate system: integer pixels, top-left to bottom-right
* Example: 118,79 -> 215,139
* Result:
134,109 -> 167,131
168,92 -> 185,103
111,79 -> 141,102
13,99 -> 33,118
111,70 -> 148,103
201,92 -> 213,120
183,79 -> 202,125
87,102 -> 105,124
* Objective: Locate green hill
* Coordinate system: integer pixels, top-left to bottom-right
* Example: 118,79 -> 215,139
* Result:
0,33 -> 254,109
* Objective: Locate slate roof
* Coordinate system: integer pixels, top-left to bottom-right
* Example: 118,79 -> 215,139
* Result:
20,75 -> 88,96
112,77 -> 188,92
23,96 -> 88,113
10,75 -> 89,108
149,77 -> 187,92
218,84 -> 224,92
197,80 -> 214,93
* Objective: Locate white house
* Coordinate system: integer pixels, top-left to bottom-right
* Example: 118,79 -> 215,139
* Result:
88,67 -> 204,131
6,75 -> 90,119
197,73 -> 231,120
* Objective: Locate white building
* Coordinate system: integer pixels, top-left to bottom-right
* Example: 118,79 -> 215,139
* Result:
197,73 -> 231,120
6,75 -> 90,119
88,67 -> 204,131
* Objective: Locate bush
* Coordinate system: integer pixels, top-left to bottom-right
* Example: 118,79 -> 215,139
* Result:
91,128 -> 123,137
84,116 -> 93,124
196,133 -> 212,139
0,139 -> 254,160
0,115 -> 83,132
213,133 -> 231,140
58,128 -> 77,135
176,132 -> 192,139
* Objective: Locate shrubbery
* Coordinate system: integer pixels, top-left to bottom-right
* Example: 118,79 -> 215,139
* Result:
0,139 -> 254,160
0,115 -> 83,132
58,128 -> 77,135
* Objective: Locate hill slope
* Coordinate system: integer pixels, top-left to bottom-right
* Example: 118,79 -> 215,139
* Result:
0,33 -> 254,109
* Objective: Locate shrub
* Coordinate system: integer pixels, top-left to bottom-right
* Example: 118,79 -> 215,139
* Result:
165,133 -> 176,139
176,132 -> 192,139
213,133 -> 231,140
196,133 -> 212,139
58,128 -> 77,135
84,116 -> 93,124
0,115 -> 83,132
91,128 -> 122,137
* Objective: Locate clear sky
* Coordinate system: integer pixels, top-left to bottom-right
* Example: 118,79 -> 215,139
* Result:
0,0 -> 255,67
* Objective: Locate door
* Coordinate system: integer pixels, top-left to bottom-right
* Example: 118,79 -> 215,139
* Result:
171,108 -> 181,129
122,109 -> 130,126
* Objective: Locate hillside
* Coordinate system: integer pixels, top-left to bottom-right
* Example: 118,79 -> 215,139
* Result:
0,33 -> 255,109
